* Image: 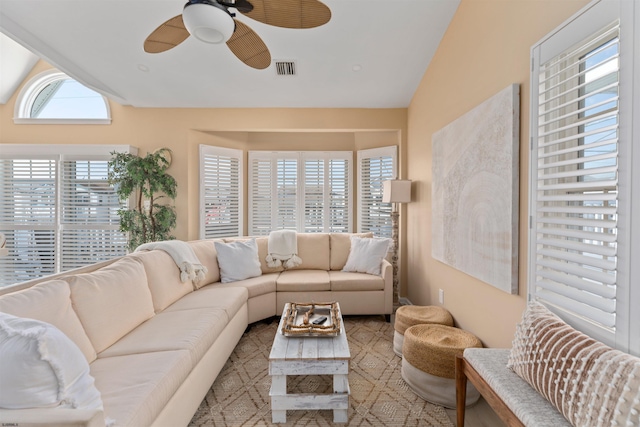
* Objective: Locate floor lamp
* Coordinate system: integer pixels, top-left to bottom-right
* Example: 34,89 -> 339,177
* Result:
382,180 -> 412,310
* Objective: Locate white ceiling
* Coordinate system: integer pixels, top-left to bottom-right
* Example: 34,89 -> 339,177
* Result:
0,0 -> 460,109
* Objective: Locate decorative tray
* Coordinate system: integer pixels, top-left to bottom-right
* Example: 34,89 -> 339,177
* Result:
281,302 -> 341,337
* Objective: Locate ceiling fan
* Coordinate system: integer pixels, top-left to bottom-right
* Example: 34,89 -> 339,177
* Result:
144,0 -> 331,69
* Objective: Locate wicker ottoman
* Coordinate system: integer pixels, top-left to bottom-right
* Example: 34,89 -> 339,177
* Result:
393,305 -> 453,357
401,324 -> 481,408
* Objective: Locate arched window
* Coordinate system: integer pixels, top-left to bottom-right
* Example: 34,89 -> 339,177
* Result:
14,69 -> 111,124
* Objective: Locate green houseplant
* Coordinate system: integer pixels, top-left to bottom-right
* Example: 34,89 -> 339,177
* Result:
108,148 -> 177,251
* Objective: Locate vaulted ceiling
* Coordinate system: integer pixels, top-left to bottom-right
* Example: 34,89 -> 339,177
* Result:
0,0 -> 460,108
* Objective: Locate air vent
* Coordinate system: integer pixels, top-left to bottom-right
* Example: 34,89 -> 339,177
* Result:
275,61 -> 296,76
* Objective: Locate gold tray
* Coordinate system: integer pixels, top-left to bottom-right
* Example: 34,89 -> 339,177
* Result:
281,302 -> 341,337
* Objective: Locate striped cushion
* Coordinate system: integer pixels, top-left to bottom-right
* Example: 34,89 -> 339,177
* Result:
507,301 -> 640,427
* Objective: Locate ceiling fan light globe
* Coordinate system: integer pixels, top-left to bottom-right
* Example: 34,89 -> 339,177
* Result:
182,3 -> 234,44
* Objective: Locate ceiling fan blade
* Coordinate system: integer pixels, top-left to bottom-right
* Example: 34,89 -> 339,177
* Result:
226,19 -> 271,69
240,0 -> 331,29
144,15 -> 190,53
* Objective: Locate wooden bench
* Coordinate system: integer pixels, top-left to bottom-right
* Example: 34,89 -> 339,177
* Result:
455,348 -> 572,427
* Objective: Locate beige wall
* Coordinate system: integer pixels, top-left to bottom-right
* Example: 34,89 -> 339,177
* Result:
406,0 -> 591,348
0,61 -> 408,252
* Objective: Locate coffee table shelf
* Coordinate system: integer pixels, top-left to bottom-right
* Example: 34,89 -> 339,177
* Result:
269,303 -> 351,423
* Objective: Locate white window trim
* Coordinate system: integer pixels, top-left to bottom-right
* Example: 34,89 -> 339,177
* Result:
528,0 -> 638,354
13,69 -> 112,125
199,145 -> 244,239
356,145 -> 398,234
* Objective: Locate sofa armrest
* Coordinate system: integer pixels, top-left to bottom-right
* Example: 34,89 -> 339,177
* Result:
0,408 -> 106,427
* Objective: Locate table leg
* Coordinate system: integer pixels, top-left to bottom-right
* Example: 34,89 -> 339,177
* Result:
271,375 -> 287,423
333,374 -> 349,423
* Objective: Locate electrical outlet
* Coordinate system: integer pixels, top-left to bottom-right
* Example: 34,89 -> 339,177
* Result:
438,289 -> 445,305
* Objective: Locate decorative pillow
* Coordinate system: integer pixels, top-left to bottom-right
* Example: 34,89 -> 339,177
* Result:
0,312 -> 103,411
507,301 -> 640,427
214,238 -> 262,283
342,236 -> 391,276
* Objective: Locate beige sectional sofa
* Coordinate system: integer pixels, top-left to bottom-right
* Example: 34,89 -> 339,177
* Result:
0,232 -> 392,427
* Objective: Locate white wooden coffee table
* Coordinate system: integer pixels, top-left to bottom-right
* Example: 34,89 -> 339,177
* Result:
269,303 -> 351,423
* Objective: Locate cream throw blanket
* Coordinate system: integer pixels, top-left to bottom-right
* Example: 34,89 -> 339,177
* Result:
135,240 -> 207,284
266,230 -> 302,269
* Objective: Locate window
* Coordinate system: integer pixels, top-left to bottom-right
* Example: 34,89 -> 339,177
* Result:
357,146 -> 397,238
0,145 -> 132,287
14,70 -> 111,124
529,0 -> 638,352
248,151 -> 352,235
200,145 -> 243,239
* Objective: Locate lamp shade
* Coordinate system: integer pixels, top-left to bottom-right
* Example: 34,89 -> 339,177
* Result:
182,2 -> 235,44
382,180 -> 412,203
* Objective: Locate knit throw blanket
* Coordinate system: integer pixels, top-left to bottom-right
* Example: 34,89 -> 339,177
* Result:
265,230 -> 302,269
135,240 -> 207,284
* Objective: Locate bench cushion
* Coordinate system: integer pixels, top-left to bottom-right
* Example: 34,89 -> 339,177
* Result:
464,348 -> 572,426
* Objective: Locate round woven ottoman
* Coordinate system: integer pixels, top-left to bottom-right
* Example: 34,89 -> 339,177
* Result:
393,305 -> 453,357
401,324 -> 481,408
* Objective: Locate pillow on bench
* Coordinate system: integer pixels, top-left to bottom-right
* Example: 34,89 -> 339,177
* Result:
507,301 -> 640,427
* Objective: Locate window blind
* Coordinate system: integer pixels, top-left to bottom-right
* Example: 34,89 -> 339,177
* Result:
60,159 -> 126,270
531,22 -> 620,337
248,151 -> 351,235
200,146 -> 243,239
0,159 -> 57,286
357,146 -> 397,238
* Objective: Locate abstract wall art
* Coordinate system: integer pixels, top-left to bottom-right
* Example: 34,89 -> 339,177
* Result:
432,84 -> 520,294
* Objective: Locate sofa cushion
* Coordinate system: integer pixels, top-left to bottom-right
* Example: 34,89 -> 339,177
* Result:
188,240 -> 222,288
507,301 -> 640,427
0,279 -> 96,362
163,285 -> 248,321
208,274 -> 277,299
66,257 -> 155,354
329,232 -> 373,271
276,270 -> 330,292
256,237 -> 286,274
214,239 -> 262,283
0,313 -> 103,413
91,350 -> 192,427
288,233 -> 330,270
343,236 -> 391,275
97,308 -> 228,367
129,250 -> 194,313
329,271 -> 385,291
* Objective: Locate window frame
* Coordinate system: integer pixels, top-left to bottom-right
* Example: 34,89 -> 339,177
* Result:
199,145 -> 244,239
14,69 -> 111,125
528,0 -> 639,354
0,144 -> 134,287
356,146 -> 398,238
247,150 -> 353,235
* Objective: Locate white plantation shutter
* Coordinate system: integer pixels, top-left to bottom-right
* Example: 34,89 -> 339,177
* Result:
0,159 -> 57,285
248,151 -> 352,235
200,146 -> 243,238
530,17 -> 624,344
0,145 -> 133,288
276,157 -> 298,230
60,158 -> 127,270
357,146 -> 397,237
301,152 -> 352,233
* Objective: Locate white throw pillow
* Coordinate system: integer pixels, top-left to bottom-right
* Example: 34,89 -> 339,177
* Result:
214,239 -> 262,283
0,312 -> 103,411
342,236 -> 391,276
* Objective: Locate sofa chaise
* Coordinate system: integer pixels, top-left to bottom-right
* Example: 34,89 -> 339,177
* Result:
0,232 -> 392,427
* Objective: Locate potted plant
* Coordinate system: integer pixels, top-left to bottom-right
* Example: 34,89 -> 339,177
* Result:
107,148 -> 177,251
